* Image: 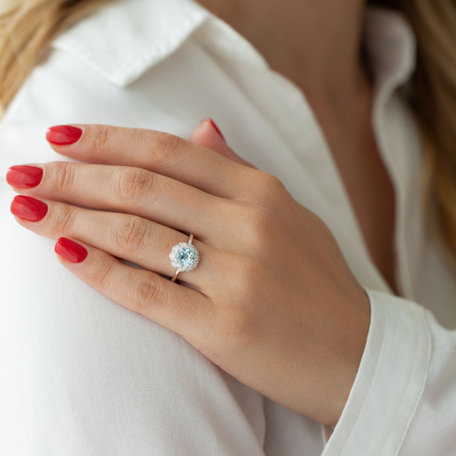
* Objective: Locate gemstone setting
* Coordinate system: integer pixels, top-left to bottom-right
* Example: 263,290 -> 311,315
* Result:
169,241 -> 200,273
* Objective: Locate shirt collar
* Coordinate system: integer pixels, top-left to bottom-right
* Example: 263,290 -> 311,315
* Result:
51,0 -> 209,87
52,0 -> 417,93
363,6 -> 417,97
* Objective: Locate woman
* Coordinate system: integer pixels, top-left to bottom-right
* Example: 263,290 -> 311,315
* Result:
0,0 -> 455,454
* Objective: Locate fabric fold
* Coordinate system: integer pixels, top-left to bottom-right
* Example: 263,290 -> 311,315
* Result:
321,287 -> 432,455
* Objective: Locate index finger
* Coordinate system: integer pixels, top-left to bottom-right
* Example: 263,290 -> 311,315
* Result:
46,124 -> 253,199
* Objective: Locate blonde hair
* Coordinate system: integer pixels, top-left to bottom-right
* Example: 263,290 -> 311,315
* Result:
1,0 -> 456,271
402,0 -> 456,272
0,0 -> 110,109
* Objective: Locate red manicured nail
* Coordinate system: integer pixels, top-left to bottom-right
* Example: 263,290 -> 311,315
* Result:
10,195 -> 48,221
208,118 -> 225,141
7,165 -> 43,188
55,237 -> 88,263
46,125 -> 82,145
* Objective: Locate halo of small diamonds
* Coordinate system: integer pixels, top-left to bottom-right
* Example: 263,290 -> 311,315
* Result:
169,241 -> 200,273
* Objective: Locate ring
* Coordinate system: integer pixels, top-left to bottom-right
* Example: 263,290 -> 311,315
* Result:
169,233 -> 200,282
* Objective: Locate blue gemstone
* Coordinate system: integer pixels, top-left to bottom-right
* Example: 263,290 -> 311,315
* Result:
177,247 -> 195,267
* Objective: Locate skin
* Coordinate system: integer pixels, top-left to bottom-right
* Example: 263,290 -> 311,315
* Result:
198,0 -> 399,295
8,121 -> 370,428
5,0 -> 401,428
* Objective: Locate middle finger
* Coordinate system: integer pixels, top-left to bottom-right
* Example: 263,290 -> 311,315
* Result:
6,162 -> 235,244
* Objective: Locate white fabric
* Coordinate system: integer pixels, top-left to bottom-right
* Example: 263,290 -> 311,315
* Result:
0,0 -> 455,454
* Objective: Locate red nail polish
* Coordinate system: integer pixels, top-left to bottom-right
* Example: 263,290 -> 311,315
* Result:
7,165 -> 43,188
55,237 -> 88,263
10,195 -> 48,221
208,118 -> 225,141
46,125 -> 82,145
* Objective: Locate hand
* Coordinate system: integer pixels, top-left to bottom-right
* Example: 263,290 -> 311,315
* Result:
6,119 -> 370,427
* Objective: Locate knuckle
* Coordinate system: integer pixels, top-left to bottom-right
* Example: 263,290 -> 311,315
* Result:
112,216 -> 149,251
90,257 -> 115,290
132,276 -> 165,311
260,171 -> 285,190
253,171 -> 286,203
91,125 -> 111,156
54,162 -> 76,194
148,132 -> 186,167
115,168 -> 153,203
55,204 -> 76,234
242,205 -> 273,245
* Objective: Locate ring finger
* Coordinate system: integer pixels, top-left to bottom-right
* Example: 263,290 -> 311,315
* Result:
10,195 -> 220,290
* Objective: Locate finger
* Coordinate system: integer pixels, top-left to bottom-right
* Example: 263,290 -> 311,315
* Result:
10,195 -> 221,290
6,162 -> 234,242
53,237 -> 214,344
45,124 -> 254,199
191,118 -> 257,169
191,118 -> 233,160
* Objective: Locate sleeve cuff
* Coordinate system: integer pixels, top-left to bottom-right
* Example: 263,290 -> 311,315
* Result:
320,286 -> 432,455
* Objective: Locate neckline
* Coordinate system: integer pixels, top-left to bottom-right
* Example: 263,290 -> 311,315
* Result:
196,4 -> 417,297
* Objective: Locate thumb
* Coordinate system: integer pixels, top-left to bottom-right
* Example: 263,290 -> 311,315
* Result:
192,118 -> 256,168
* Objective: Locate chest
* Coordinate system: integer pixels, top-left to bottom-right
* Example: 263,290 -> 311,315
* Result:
330,129 -> 401,296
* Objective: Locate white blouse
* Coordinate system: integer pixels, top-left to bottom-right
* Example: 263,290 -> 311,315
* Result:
0,0 -> 455,454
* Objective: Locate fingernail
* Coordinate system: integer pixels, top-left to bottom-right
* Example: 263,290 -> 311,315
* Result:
55,237 -> 88,263
7,165 -> 43,188
46,125 -> 82,145
208,118 -> 225,141
10,195 -> 48,221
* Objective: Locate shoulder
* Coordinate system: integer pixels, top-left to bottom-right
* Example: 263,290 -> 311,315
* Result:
0,0 -> 212,169
1,0 -> 211,118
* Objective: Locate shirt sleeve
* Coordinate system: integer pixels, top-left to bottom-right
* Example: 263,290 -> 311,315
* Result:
321,285 -> 456,455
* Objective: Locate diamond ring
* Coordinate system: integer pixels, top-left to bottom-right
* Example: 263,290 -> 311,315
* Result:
169,234 -> 200,282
